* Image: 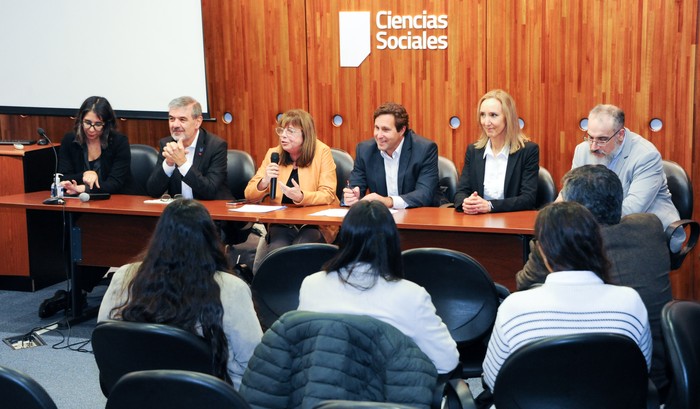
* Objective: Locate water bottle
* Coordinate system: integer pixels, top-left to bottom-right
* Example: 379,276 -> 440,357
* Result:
51,173 -> 64,198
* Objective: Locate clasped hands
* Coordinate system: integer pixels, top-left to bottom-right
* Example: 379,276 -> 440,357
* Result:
163,139 -> 187,167
60,170 -> 100,195
258,162 -> 304,203
462,191 -> 491,214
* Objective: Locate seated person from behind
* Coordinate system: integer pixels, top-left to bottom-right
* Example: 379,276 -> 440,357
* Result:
484,201 -> 651,391
146,96 -> 231,200
516,164 -> 671,400
245,109 -> 339,252
58,96 -> 131,195
454,89 -> 539,213
97,199 -> 263,389
298,200 -> 459,374
343,102 -> 439,209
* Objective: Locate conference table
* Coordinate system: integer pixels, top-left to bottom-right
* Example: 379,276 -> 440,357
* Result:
0,192 -> 537,321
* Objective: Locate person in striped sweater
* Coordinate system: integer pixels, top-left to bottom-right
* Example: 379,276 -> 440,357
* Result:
482,201 -> 652,391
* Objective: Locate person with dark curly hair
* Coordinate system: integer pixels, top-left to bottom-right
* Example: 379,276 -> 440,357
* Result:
98,199 -> 262,389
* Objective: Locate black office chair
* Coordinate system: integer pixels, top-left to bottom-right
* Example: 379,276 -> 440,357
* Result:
0,366 -> 58,409
251,243 -> 339,329
106,370 -> 251,409
124,144 -> 159,195
227,149 -> 256,200
331,148 -> 354,201
92,320 -> 216,397
661,300 -> 700,409
662,160 -> 699,270
492,333 -> 651,409
401,248 -> 499,378
536,166 -> 557,209
438,156 -> 459,206
314,401 -> 426,409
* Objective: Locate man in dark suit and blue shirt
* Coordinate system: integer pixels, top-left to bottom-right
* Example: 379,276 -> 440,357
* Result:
343,102 -> 439,208
146,96 -> 231,200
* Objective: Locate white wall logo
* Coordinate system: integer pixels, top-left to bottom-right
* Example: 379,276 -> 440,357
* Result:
339,10 -> 449,67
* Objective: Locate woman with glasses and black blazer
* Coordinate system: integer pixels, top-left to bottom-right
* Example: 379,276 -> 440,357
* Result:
58,96 -> 131,195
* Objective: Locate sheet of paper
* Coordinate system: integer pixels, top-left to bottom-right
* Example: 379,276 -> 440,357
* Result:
228,204 -> 286,213
143,199 -> 170,204
308,208 -> 350,217
308,208 -> 398,217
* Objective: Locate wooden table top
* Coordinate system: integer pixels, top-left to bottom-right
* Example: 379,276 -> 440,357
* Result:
0,192 -> 537,235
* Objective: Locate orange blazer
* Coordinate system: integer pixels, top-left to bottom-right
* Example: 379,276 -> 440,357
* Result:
245,140 -> 339,243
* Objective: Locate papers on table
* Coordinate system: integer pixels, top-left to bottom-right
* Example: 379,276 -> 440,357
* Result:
308,208 -> 398,217
228,204 -> 286,213
143,199 -> 171,204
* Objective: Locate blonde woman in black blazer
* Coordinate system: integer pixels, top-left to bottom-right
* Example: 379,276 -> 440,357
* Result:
454,89 -> 539,213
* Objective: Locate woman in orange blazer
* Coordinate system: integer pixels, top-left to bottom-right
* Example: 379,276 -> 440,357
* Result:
245,109 -> 339,258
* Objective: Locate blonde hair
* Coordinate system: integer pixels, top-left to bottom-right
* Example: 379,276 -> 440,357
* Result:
474,89 -> 528,154
276,109 -> 317,168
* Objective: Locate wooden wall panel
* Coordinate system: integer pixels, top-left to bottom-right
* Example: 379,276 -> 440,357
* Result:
305,0 -> 486,166
486,0 -> 697,299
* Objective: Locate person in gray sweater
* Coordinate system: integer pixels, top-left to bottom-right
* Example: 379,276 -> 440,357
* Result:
516,165 -> 672,401
98,199 -> 262,389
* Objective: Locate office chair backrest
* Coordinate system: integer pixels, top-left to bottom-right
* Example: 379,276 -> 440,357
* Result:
0,366 -> 58,409
401,247 -> 499,377
438,156 -> 459,204
493,333 -> 649,409
106,370 -> 251,409
663,160 -> 693,220
536,166 -> 557,209
252,243 -> 339,329
92,320 -> 215,397
227,149 -> 256,200
331,148 -> 354,200
661,300 -> 700,409
314,400 -> 420,409
125,144 -> 159,195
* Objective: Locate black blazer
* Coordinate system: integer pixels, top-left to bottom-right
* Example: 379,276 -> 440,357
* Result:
57,131 -> 131,193
146,128 -> 232,200
454,141 -> 539,212
349,130 -> 439,208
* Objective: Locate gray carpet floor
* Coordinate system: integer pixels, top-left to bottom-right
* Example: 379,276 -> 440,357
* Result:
0,280 -> 106,408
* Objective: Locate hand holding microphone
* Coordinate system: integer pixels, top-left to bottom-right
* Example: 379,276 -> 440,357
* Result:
269,152 -> 280,200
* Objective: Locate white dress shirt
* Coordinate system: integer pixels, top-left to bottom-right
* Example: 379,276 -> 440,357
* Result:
380,138 -> 407,209
482,140 -> 509,200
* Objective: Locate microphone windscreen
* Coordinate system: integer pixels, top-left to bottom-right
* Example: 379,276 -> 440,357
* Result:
37,128 -> 46,137
271,152 -> 280,164
79,192 -> 90,202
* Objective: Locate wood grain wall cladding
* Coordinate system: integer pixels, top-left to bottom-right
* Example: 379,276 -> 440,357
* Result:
0,0 -> 698,299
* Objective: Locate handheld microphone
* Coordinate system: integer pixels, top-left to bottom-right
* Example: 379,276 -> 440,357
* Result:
78,192 -> 111,202
39,128 -> 63,205
270,152 -> 280,200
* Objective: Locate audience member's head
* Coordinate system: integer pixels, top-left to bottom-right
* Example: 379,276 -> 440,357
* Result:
323,201 -> 403,286
560,165 -> 623,225
73,96 -> 117,147
535,201 -> 610,281
115,199 -> 230,380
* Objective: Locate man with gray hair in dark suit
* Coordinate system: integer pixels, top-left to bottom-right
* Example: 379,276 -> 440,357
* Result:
516,164 -> 672,402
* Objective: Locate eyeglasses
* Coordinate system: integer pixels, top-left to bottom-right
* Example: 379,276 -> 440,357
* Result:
82,120 -> 105,130
583,128 -> 622,146
275,127 -> 302,137
160,194 -> 183,202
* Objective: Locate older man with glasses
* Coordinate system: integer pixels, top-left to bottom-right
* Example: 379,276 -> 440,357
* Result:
571,103 -> 681,250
